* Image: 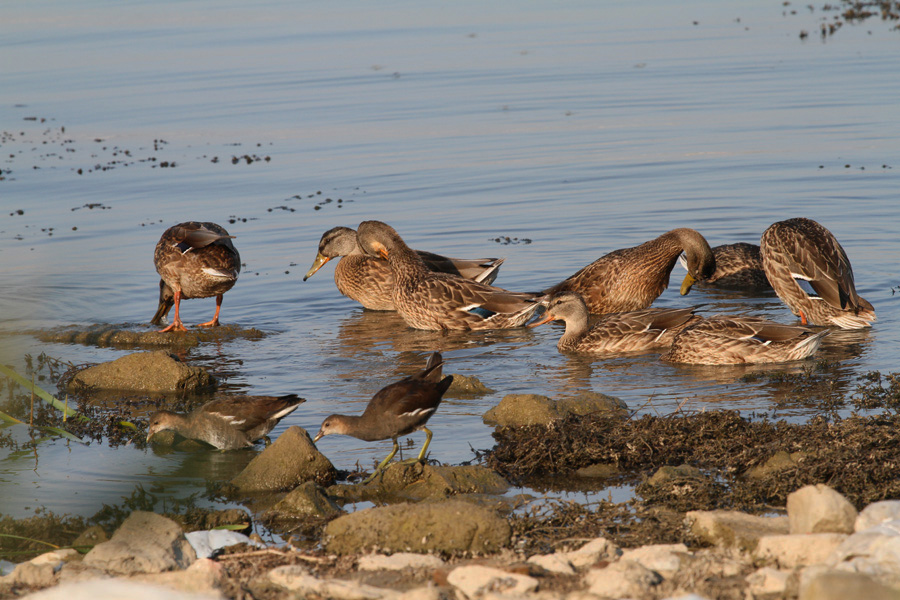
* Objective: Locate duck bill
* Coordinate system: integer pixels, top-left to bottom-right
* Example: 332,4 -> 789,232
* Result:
528,312 -> 556,328
303,253 -> 331,281
377,247 -> 389,260
680,273 -> 696,296
313,429 -> 324,443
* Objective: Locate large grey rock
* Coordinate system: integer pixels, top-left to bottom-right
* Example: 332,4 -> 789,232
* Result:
686,510 -> 789,551
83,511 -> 196,575
324,499 -> 510,555
620,543 -> 690,579
483,393 -> 625,428
270,481 -> 343,519
754,533 -> 847,568
231,426 -> 335,491
826,523 -> 900,589
446,565 -> 538,598
857,501 -> 900,532
787,484 -> 857,534
68,351 -> 215,393
584,560 -> 662,597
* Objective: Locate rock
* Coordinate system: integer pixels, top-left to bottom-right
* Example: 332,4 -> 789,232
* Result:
746,451 -> 800,479
556,391 -> 627,416
68,351 -> 215,393
483,394 -> 560,427
827,525 -> 900,588
584,560 -> 662,597
647,464 -> 703,486
36,324 -> 264,349
574,463 -> 619,479
83,511 -> 196,575
231,426 -> 335,491
268,564 -> 421,600
446,565 -> 539,598
526,553 -> 576,575
21,578 -> 224,600
754,533 -> 848,568
324,499 -> 510,555
620,543 -> 690,578
747,566 -> 792,598
686,510 -> 789,551
447,373 -> 494,395
799,570 -> 900,600
4,562 -> 57,588
857,501 -> 900,532
787,484 -> 857,534
357,553 -> 445,571
71,525 -> 108,550
270,481 -> 343,519
563,537 -> 621,569
132,558 -> 225,597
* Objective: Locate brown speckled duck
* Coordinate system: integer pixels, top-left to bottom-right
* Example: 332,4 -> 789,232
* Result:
760,218 -> 875,329
313,352 -> 452,483
529,291 -> 702,354
355,221 -> 542,330
147,394 -> 304,450
661,316 -> 828,365
680,242 -> 771,291
151,222 -> 241,332
303,226 -> 504,311
543,228 -> 716,314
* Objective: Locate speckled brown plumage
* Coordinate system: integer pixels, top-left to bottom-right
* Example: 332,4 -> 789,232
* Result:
682,243 -> 771,290
303,226 -> 504,311
354,221 -> 541,330
760,218 -> 875,329
661,316 -> 828,365
147,394 -> 303,450
542,228 -> 716,315
530,291 -> 702,354
151,222 -> 240,332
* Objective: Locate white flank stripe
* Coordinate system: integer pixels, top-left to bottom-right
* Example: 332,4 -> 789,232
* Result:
202,268 -> 232,279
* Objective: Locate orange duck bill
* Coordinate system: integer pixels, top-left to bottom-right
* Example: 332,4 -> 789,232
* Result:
303,253 -> 332,281
528,311 -> 557,328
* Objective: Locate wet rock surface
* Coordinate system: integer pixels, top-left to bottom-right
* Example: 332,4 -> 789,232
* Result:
35,324 -> 265,349
68,351 -> 216,394
483,392 -> 625,428
230,426 -> 336,492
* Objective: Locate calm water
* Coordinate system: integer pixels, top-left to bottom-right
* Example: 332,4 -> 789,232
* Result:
1,0 -> 898,520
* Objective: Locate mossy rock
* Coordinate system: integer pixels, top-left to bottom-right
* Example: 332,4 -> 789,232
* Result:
68,351 -> 215,394
231,426 -> 336,492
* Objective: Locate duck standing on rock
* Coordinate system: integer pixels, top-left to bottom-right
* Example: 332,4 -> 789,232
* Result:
355,220 -> 541,330
542,228 -> 716,314
760,217 -> 875,329
151,222 -> 241,332
313,352 -> 453,483
661,316 -> 829,365
303,226 -> 504,311
147,394 -> 304,450
529,291 -> 702,355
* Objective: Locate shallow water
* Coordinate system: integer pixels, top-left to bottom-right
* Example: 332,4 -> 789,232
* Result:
1,0 -> 898,520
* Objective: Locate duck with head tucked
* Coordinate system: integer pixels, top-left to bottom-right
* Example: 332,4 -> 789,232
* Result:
355,220 -> 541,330
303,226 -> 504,311
542,228 -> 716,315
151,221 -> 241,332
679,242 -> 771,291
760,217 -> 875,329
529,291 -> 702,355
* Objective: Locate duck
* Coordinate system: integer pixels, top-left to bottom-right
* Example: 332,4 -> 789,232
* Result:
679,242 -> 771,291
529,291 -> 702,354
303,226 -> 504,311
542,228 -> 716,314
150,222 -> 241,332
660,316 -> 829,365
313,352 -> 452,483
759,218 -> 875,329
147,394 -> 304,450
355,220 -> 542,330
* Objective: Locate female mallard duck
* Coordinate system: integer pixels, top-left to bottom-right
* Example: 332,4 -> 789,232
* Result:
147,394 -> 304,450
151,222 -> 241,332
314,352 -> 452,483
355,220 -> 542,330
679,242 -> 771,290
760,218 -> 875,329
542,228 -> 716,314
303,226 -> 504,311
529,291 -> 701,354
661,316 -> 828,365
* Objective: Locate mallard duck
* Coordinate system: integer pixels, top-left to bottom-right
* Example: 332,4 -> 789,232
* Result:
543,228 -> 716,314
760,218 -> 875,329
355,220 -> 542,330
679,242 -> 771,290
313,352 -> 452,483
529,291 -> 702,354
147,394 -> 304,450
661,316 -> 828,365
151,222 -> 241,332
303,226 -> 504,311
